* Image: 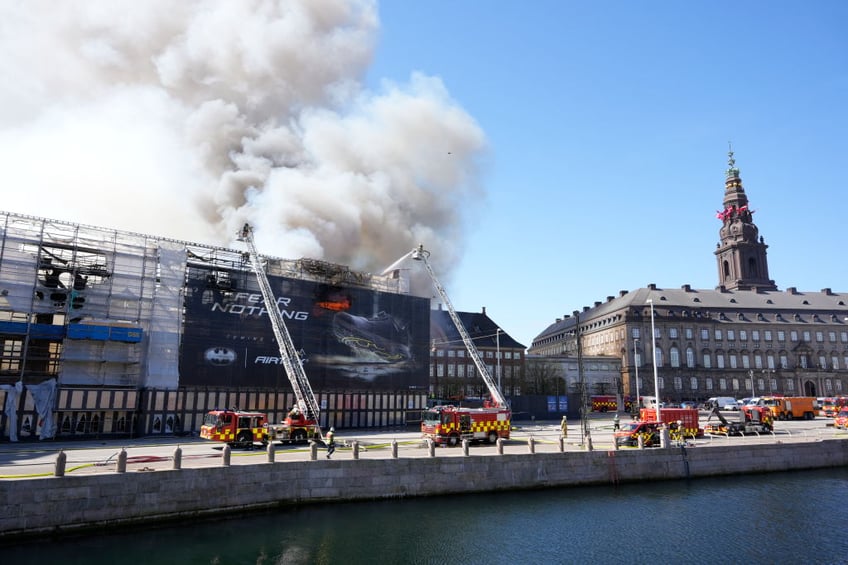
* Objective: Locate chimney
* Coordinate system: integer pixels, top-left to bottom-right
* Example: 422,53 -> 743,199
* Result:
787,287 -> 797,295
607,296 -> 614,302
648,283 -> 657,290
594,301 -> 601,307
681,284 -> 691,292
619,290 -> 628,297
482,306 -> 487,315
821,288 -> 833,295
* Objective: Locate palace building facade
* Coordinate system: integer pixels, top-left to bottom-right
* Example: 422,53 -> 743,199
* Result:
529,152 -> 848,403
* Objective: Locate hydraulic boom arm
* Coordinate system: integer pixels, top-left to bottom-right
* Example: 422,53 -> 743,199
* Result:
411,245 -> 508,408
238,224 -> 321,426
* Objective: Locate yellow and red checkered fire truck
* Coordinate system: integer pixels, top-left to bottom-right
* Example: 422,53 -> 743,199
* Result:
421,404 -> 511,446
200,409 -> 268,448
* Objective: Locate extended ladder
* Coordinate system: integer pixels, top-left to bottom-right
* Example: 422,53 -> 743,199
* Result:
411,244 -> 508,408
237,224 -> 321,425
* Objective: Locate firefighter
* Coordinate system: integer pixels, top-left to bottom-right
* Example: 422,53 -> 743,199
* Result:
325,427 -> 336,459
560,416 -> 568,438
613,413 -> 620,431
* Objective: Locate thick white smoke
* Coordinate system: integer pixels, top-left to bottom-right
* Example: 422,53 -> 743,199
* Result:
0,0 -> 486,276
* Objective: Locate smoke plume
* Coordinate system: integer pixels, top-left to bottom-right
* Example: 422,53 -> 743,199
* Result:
0,0 -> 486,277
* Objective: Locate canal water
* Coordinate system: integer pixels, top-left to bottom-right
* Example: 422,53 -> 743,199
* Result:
3,467 -> 847,564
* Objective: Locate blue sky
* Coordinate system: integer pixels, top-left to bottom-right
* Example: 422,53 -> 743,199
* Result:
368,1 -> 848,347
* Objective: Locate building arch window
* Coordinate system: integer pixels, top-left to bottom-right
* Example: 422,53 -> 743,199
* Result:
670,346 -> 680,368
716,352 -> 725,369
705,378 -> 714,391
754,352 -> 763,369
673,376 -> 682,391
702,350 -> 712,369
654,347 -> 664,367
690,377 -> 698,390
686,347 -> 695,368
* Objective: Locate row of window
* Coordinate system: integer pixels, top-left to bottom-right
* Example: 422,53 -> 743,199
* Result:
435,348 -> 521,360
430,363 -> 517,379
635,375 -> 844,394
633,328 -> 848,344
635,348 -> 848,371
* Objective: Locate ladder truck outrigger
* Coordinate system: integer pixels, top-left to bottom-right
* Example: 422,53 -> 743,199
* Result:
412,244 -> 512,446
200,224 -> 323,448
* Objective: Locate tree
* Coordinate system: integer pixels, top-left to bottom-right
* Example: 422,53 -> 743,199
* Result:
524,359 -> 564,395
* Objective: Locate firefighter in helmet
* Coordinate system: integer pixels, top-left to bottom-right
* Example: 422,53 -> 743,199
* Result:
325,427 -> 336,459
560,416 -> 568,438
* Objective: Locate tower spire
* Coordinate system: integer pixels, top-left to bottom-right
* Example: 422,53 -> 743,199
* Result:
714,148 -> 776,291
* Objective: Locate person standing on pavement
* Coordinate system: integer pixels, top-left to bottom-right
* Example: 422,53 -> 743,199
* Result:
560,416 -> 568,438
613,413 -> 620,431
325,427 -> 336,459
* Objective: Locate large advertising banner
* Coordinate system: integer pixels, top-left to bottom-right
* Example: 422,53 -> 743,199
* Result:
179,266 -> 430,391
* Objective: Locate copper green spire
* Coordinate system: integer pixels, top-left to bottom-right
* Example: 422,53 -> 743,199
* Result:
726,141 -> 739,178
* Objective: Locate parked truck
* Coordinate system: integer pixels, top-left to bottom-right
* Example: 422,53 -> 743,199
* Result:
704,405 -> 773,436
615,407 -> 702,447
751,396 -> 817,420
835,407 -> 848,430
200,409 -> 268,448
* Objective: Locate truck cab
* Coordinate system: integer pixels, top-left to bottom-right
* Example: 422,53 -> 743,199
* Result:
614,421 -> 664,447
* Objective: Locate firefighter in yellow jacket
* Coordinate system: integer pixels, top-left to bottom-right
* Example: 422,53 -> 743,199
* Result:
560,416 -> 568,438
325,427 -> 336,459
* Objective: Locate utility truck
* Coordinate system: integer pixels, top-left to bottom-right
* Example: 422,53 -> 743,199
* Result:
614,407 -> 702,448
703,405 -> 773,436
749,396 -> 816,421
408,245 -> 511,446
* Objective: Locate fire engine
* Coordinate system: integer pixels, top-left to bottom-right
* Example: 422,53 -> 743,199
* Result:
638,407 -> 703,439
201,224 -> 323,447
835,407 -> 848,430
200,409 -> 268,447
614,407 -> 702,447
750,396 -> 817,420
407,245 -> 511,446
591,395 -> 617,412
590,395 -> 632,413
822,396 -> 848,418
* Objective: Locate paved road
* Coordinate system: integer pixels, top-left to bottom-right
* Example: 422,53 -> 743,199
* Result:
0,414 -> 843,480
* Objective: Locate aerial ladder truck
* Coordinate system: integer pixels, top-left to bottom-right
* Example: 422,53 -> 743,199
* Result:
200,224 -> 323,447
410,244 -> 511,446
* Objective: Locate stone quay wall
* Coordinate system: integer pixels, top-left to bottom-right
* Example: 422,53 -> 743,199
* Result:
2,439 -> 847,541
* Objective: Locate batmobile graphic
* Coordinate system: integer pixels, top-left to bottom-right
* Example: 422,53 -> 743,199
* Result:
204,346 -> 237,366
332,311 -> 411,363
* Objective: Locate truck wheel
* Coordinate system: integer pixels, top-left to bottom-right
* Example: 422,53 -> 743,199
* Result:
487,431 -> 498,444
237,431 -> 253,450
292,429 -> 307,444
447,434 -> 460,447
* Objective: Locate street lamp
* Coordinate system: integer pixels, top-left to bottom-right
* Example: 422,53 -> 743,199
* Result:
748,369 -> 755,399
496,328 -> 502,393
763,368 -> 774,394
648,299 -> 661,422
633,338 -> 641,412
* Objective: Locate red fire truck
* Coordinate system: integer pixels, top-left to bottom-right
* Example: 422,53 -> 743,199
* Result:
591,395 -> 633,413
821,396 -> 848,417
421,404 -> 511,446
410,245 -> 511,446
591,395 -> 617,412
200,409 -> 268,448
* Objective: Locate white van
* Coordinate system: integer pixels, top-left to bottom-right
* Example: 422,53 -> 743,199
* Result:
705,396 -> 738,411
